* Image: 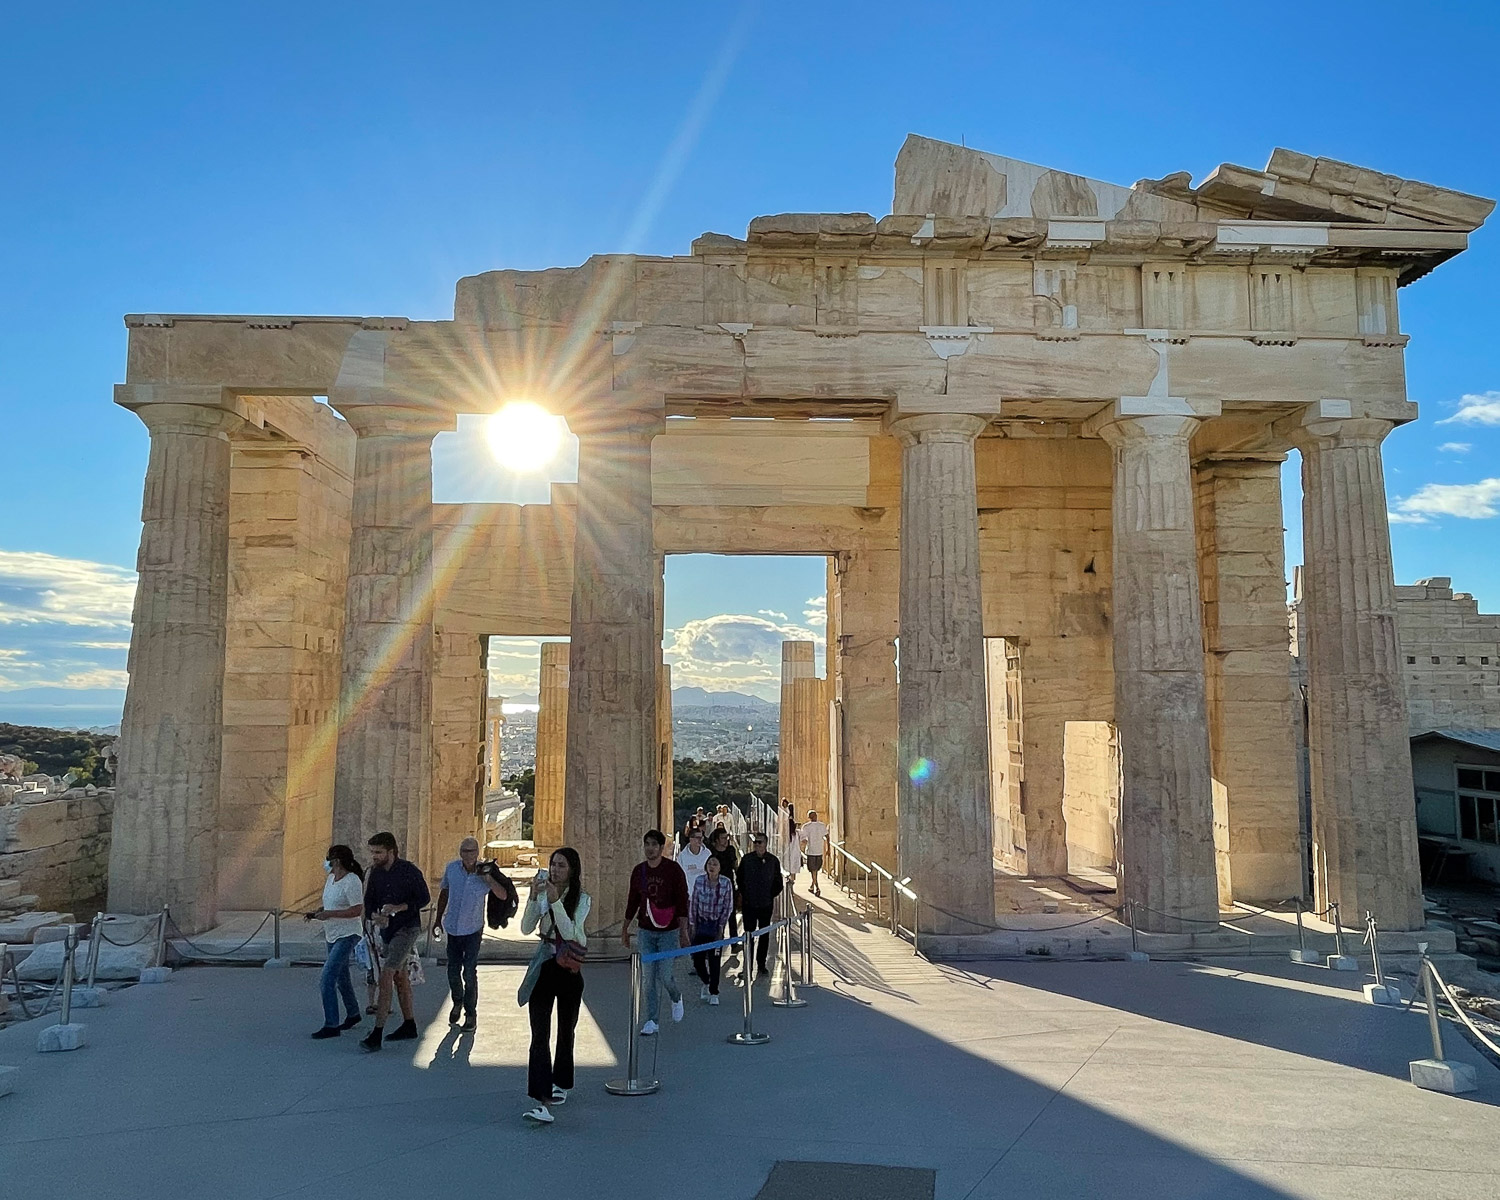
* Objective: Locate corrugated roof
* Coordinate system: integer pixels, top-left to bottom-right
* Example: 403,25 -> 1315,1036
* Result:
1412,728 -> 1500,753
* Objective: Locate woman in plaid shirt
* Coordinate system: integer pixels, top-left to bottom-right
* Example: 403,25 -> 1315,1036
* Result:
690,854 -> 735,1004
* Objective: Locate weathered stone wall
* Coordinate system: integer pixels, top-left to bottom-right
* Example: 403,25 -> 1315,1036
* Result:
0,787 -> 114,912
1061,722 -> 1118,872
1396,577 -> 1500,732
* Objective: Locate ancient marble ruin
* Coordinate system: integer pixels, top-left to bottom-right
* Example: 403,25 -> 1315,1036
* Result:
105,136 -> 1492,934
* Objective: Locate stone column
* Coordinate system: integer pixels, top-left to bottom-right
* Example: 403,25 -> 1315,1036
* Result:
329,401 -> 447,869
1095,406 -> 1218,933
779,641 -> 816,806
1292,415 -> 1423,929
110,398 -> 240,933
534,641 -> 570,852
563,407 -> 662,928
892,413 -> 995,932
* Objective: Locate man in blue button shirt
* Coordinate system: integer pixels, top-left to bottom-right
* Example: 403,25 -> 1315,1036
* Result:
434,836 -> 511,1032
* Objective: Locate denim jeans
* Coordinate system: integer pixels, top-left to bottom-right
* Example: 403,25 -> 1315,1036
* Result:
445,929 -> 482,1016
636,926 -> 682,1023
320,934 -> 360,1028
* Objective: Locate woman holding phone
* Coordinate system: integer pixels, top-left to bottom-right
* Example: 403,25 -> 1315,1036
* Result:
518,847 -> 590,1124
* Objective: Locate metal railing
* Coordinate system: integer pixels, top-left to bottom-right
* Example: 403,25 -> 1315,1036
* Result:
825,838 -> 920,955
1418,946 -> 1500,1063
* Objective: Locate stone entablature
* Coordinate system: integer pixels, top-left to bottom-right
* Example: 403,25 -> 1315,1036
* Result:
105,136 -> 1492,934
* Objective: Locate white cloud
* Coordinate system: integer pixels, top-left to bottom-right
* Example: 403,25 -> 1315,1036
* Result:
803,594 -> 827,625
663,613 -> 824,699
0,551 -> 136,628
1438,442 -> 1472,454
1387,511 -> 1432,526
1436,391 -> 1500,426
1390,478 -> 1500,522
757,609 -> 788,621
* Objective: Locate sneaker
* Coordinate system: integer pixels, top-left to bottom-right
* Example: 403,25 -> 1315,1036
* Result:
671,998 -> 685,1023
386,1018 -> 419,1042
360,1029 -> 383,1053
551,1086 -> 569,1105
311,1026 -> 340,1040
449,1003 -> 462,1025
708,994 -> 720,1006
640,1020 -> 659,1036
339,1014 -> 362,1031
700,984 -> 710,1001
523,1105 -> 554,1124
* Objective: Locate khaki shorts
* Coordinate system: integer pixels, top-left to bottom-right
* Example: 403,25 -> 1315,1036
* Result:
379,923 -> 422,974
807,854 -> 824,874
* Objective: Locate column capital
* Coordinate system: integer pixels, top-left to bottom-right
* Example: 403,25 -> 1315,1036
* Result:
566,403 -> 664,441
328,396 -> 453,441
888,412 -> 988,447
1084,396 -> 1220,445
129,401 -> 244,439
1286,415 -> 1394,452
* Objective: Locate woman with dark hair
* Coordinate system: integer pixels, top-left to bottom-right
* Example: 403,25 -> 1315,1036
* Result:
518,846 -> 590,1124
309,844 -> 366,1039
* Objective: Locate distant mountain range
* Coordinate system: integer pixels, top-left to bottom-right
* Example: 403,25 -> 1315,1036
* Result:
672,686 -> 774,709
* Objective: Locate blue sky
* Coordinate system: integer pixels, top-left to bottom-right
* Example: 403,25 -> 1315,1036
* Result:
3,1 -> 1497,724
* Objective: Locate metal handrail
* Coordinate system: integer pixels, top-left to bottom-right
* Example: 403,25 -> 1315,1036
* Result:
828,838 -> 921,956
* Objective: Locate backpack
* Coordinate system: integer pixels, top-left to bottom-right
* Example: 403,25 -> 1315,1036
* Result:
484,863 -> 520,929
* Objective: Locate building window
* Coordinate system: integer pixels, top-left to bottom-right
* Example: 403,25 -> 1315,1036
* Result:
1456,764 -> 1500,846
1407,656 -> 1416,664
1483,657 -> 1491,665
1458,656 -> 1467,664
1432,656 -> 1441,664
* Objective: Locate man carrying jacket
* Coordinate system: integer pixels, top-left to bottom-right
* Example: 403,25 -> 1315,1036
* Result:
736,832 -> 783,982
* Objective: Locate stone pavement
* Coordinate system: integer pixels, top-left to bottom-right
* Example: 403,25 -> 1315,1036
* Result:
2,885 -> 1498,1200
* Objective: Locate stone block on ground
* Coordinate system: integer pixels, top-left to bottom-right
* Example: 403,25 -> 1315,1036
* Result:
0,879 -> 20,902
0,912 -> 69,943
139,966 -> 172,984
1409,1058 -> 1478,1094
36,1023 -> 87,1053
1327,954 -> 1359,971
1364,982 -> 1401,1005
17,914 -> 156,981
67,986 -> 107,1008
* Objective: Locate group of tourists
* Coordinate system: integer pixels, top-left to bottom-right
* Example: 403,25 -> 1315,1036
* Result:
304,803 -> 831,1127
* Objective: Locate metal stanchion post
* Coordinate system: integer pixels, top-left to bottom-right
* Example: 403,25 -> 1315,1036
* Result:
37,925 -> 87,1052
1407,947 -> 1479,1094
1327,900 -> 1356,970
154,905 -> 169,967
273,909 -> 282,959
1362,912 -> 1398,1004
58,926 -> 76,1026
1126,900 -> 1148,962
800,907 -> 817,989
729,928 -> 771,1044
86,913 -> 102,988
606,952 -> 660,1095
1422,958 -> 1445,1060
773,917 -> 806,1008
1290,898 -> 1320,964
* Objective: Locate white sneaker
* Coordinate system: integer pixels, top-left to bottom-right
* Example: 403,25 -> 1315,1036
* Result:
523,1105 -> 553,1124
700,984 -> 710,1001
708,994 -> 720,1006
671,998 -> 685,1023
551,1086 -> 569,1105
640,1019 -> 659,1036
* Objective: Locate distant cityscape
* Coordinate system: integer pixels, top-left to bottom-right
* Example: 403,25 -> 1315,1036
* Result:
497,691 -> 778,773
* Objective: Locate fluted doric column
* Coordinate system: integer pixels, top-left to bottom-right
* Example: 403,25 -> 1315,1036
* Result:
892,413 -> 995,933
533,640 -> 570,854
1291,414 -> 1423,929
110,396 -> 240,933
329,399 -> 448,868
1096,406 -> 1218,933
563,405 -> 662,928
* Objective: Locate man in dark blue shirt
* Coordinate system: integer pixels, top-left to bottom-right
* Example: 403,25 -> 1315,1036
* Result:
360,831 -> 431,1052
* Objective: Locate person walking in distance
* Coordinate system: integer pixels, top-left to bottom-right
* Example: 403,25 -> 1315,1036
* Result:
519,847 -> 590,1125
690,852 -> 734,1004
800,809 -> 830,897
708,825 -> 741,959
783,813 -> 802,891
308,844 -> 365,1039
433,836 -> 510,1033
677,824 -> 713,898
735,831 -> 783,982
621,830 -> 689,1035
360,831 -> 431,1052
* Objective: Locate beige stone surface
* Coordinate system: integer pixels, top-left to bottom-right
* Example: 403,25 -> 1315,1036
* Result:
894,414 -> 995,932
0,788 -> 113,913
1293,417 -> 1423,929
562,410 -> 661,928
1062,720 -> 1120,871
1395,577 -> 1500,731
1096,407 -> 1219,933
533,641 -> 569,853
110,399 -> 240,933
779,644 -> 831,817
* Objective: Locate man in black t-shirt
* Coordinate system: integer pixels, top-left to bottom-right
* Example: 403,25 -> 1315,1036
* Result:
360,831 -> 431,1052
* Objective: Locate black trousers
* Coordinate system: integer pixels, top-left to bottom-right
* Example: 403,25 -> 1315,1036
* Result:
742,905 -> 774,972
691,929 -> 723,994
527,958 -> 584,1103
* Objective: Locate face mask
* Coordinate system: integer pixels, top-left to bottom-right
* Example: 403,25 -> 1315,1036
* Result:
324,860 -> 333,874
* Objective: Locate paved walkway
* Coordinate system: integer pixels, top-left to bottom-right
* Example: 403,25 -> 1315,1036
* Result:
3,883 -> 1498,1199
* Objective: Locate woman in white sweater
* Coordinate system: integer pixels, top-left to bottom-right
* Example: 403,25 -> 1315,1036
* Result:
519,846 -> 590,1124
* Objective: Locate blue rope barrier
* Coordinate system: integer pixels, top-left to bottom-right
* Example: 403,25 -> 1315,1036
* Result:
638,920 -> 787,963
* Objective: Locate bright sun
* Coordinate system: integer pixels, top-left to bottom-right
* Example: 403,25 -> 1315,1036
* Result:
485,401 -> 565,472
